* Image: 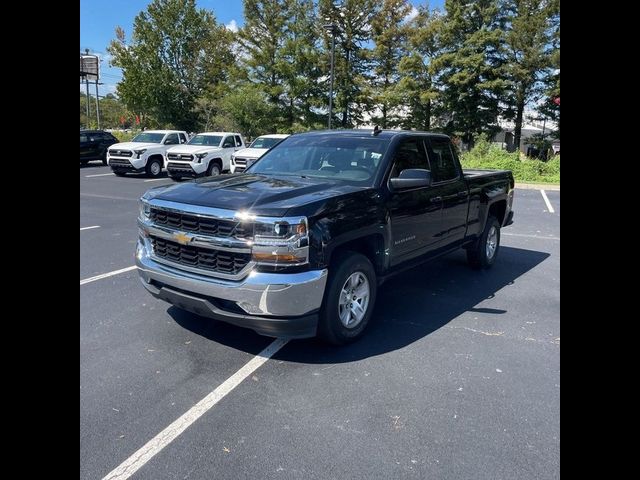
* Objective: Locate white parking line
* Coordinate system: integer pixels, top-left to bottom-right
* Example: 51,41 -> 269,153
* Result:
85,173 -> 115,178
80,226 -> 100,231
102,338 -> 289,480
80,266 -> 137,286
540,190 -> 555,213
503,232 -> 559,241
144,178 -> 171,183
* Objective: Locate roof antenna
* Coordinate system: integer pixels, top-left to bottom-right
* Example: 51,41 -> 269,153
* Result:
372,125 -> 381,136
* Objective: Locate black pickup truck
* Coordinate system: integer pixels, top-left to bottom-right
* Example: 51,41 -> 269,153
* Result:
136,129 -> 514,344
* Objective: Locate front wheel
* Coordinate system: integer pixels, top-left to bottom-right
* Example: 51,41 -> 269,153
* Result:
145,158 -> 162,177
206,162 -> 221,176
318,252 -> 377,345
467,216 -> 501,269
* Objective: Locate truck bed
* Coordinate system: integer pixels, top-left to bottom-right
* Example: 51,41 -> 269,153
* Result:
463,168 -> 512,178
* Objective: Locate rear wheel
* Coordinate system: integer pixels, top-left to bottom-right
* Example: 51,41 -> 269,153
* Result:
467,216 -> 501,269
318,252 -> 377,345
145,158 -> 162,177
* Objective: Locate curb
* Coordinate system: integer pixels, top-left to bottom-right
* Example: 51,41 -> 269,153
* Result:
515,183 -> 560,191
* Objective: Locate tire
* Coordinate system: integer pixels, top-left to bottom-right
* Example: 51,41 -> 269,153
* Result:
80,159 -> 89,166
102,155 -> 108,166
467,215 -> 501,269
206,161 -> 221,177
145,158 -> 162,177
318,251 -> 377,345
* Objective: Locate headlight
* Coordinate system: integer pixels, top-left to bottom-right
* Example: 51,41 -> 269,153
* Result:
134,149 -> 147,158
246,215 -> 309,266
195,153 -> 207,163
138,199 -> 151,221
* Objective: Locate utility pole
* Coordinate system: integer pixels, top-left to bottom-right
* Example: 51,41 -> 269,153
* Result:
95,81 -> 101,129
324,23 -> 337,129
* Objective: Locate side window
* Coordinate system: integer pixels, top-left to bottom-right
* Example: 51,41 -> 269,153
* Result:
222,136 -> 235,148
389,137 -> 430,178
234,135 -> 242,147
179,133 -> 187,144
164,133 -> 179,145
428,137 -> 459,182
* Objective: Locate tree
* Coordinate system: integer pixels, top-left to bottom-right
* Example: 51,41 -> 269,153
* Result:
213,84 -> 277,140
535,0 -> 559,139
432,0 -> 506,148
501,0 -> 557,151
107,0 -> 233,131
395,6 -> 444,130
319,0 -> 379,127
369,0 -> 412,128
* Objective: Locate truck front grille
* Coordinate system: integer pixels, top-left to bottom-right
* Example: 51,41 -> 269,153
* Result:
167,153 -> 194,161
234,157 -> 248,166
150,236 -> 251,275
150,207 -> 251,238
109,150 -> 132,157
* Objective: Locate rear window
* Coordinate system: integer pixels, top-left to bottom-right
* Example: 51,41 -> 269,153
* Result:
428,137 -> 459,182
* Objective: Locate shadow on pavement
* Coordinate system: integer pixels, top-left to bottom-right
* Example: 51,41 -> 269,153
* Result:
169,246 -> 550,362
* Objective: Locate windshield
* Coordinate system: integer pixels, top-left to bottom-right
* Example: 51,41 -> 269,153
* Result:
188,135 -> 222,147
131,132 -> 165,143
247,134 -> 390,185
249,137 -> 284,149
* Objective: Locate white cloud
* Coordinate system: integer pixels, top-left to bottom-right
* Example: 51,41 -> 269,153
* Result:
404,6 -> 419,22
225,19 -> 238,32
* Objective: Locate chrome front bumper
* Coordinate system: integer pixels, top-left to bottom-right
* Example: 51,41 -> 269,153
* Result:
136,239 -> 328,336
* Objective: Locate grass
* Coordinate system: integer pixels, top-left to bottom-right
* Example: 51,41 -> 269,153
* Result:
460,138 -> 560,184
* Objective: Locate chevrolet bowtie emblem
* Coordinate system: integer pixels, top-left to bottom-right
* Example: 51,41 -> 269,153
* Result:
173,232 -> 192,245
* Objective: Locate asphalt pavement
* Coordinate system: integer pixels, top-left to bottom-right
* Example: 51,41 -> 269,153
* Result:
80,163 -> 560,480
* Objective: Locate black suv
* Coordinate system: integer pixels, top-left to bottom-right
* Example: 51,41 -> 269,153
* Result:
80,130 -> 119,166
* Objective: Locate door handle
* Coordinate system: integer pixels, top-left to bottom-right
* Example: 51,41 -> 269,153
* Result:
430,196 -> 442,203
457,191 -> 469,197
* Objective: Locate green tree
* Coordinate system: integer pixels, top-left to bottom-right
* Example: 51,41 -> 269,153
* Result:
369,0 -> 411,128
319,0 -> 379,128
395,6 -> 444,130
535,0 -> 559,138
432,0 -> 506,148
213,84 -> 277,139
107,0 -> 233,131
501,0 -> 557,151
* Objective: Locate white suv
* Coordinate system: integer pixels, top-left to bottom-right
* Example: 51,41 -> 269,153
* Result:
107,130 -> 188,177
165,132 -> 245,180
230,134 -> 289,173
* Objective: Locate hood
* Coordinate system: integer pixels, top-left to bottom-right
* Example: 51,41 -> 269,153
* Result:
234,147 -> 269,159
109,142 -> 161,151
150,174 -> 368,217
166,145 -> 222,155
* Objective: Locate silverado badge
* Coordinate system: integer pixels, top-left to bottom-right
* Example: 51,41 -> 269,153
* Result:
173,232 -> 192,245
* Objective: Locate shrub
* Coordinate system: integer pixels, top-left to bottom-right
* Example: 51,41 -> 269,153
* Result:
460,135 -> 560,183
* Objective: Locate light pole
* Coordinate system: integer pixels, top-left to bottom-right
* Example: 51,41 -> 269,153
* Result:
324,23 -> 337,129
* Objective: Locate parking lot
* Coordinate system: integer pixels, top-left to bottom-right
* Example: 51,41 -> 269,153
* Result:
80,162 -> 560,480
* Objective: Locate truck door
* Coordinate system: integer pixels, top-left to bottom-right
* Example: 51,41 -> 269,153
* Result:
425,137 -> 469,244
388,137 -> 443,266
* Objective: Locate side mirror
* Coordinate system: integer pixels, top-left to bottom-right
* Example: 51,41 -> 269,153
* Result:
389,169 -> 431,190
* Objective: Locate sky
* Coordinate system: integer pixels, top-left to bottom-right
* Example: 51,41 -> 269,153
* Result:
80,0 -> 445,97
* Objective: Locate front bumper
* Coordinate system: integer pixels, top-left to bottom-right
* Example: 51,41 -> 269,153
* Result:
135,239 -> 327,338
108,155 -> 146,172
166,161 -> 206,177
